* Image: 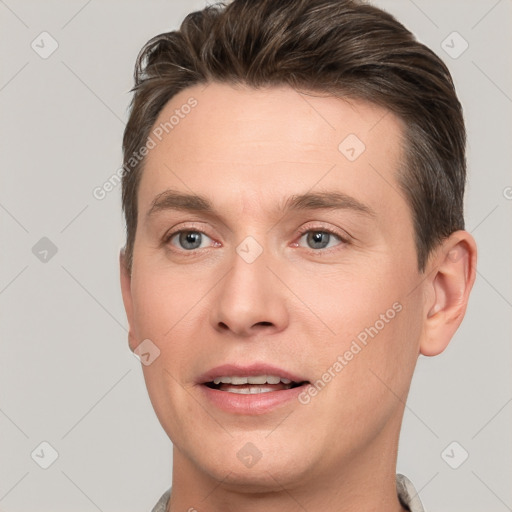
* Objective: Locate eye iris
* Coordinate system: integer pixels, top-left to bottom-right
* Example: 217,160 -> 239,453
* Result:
179,231 -> 202,250
307,231 -> 330,249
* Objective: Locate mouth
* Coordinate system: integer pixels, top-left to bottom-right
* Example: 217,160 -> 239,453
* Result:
203,375 -> 309,394
198,364 -> 310,414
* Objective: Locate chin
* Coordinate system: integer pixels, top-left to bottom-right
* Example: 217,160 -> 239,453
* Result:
210,462 -> 307,493
187,437 -> 314,492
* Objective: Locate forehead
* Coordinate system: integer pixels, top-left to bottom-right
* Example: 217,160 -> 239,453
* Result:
138,82 -> 407,218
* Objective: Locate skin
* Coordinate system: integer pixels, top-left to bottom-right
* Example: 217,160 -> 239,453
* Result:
120,83 -> 477,512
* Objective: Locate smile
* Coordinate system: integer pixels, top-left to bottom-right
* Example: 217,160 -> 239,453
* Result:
198,365 -> 311,414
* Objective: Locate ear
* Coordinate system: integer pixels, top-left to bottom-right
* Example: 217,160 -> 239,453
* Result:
420,230 -> 477,356
119,249 -> 138,352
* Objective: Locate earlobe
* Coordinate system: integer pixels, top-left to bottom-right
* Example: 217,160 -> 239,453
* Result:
420,231 -> 477,357
119,249 -> 138,352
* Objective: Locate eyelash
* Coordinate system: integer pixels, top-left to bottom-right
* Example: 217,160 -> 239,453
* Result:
163,223 -> 350,256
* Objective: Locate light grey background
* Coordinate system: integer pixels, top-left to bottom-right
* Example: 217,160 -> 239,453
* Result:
1,1 -> 510,511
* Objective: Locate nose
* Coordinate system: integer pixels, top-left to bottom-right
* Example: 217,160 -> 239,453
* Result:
210,243 -> 289,338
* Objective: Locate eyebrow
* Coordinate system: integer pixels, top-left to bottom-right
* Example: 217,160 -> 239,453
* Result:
146,189 -> 375,218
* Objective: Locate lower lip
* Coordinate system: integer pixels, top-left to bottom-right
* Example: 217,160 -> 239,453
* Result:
199,384 -> 307,415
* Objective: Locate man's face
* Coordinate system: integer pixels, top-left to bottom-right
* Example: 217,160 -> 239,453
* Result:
121,83 -> 428,489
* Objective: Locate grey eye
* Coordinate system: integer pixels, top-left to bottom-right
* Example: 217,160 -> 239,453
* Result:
299,231 -> 341,250
170,231 -> 211,250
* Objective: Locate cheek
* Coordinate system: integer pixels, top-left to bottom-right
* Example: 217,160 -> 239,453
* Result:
129,262 -> 217,389
288,266 -> 401,339
130,264 -> 199,339
289,261 -> 423,383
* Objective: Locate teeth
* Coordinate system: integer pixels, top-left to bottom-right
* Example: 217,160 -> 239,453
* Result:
212,375 -> 294,385
221,385 -> 280,394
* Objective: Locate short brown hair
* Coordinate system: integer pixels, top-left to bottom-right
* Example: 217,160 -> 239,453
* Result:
122,0 -> 466,272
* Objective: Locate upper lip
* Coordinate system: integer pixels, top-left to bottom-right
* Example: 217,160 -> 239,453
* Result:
198,363 -> 308,384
